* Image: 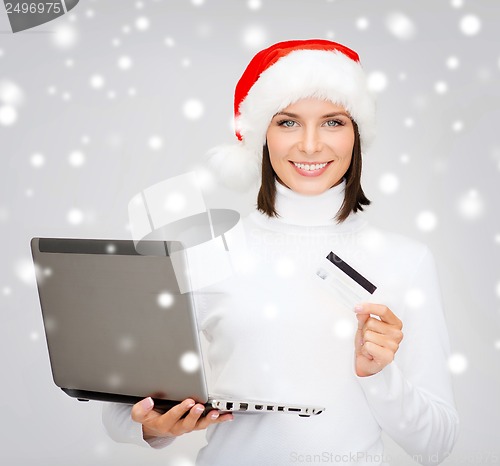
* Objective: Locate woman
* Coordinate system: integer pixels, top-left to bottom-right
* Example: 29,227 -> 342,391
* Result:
103,39 -> 459,465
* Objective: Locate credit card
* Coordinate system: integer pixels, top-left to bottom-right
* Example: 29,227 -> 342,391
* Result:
314,251 -> 377,310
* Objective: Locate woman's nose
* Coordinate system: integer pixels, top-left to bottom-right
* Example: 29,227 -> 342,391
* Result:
297,128 -> 323,155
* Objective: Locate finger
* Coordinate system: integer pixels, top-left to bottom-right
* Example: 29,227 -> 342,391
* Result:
363,317 -> 404,343
174,403 -> 207,434
194,409 -> 234,430
152,399 -> 196,435
363,341 -> 395,367
355,303 -> 402,328
356,313 -> 370,330
363,329 -> 400,353
131,397 -> 160,424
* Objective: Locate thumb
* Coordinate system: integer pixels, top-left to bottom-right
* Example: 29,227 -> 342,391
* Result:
356,313 -> 370,330
131,397 -> 157,424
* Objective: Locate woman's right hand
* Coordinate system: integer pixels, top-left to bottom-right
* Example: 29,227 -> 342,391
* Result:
131,397 -> 234,440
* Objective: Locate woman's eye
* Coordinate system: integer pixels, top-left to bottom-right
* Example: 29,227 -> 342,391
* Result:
325,120 -> 341,127
278,120 -> 296,128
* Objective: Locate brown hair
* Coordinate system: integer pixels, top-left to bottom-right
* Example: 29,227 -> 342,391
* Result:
256,120 -> 371,223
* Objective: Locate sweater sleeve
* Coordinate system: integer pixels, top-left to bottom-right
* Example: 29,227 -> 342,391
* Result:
101,402 -> 176,449
356,246 -> 459,466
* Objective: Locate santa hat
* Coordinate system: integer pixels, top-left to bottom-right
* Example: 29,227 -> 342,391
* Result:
206,39 -> 376,191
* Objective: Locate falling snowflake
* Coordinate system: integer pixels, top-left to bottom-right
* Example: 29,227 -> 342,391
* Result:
15,259 -> 37,286
495,281 -> 500,299
90,74 -> 105,89
183,98 -> 204,120
404,288 -> 426,309
356,17 -> 369,30
242,25 -> 267,50
148,136 -> 163,150
333,319 -> 355,339
434,81 -> 448,94
68,150 -> 85,167
459,15 -> 481,36
165,37 -> 176,47
52,23 -> 78,49
378,173 -> 400,194
0,105 -> 17,126
180,352 -> 200,373
446,56 -> 460,70
30,153 -> 45,168
118,56 -> 132,70
448,353 -> 468,374
67,209 -> 84,225
135,16 -> 150,31
191,0 -> 205,6
164,192 -> 187,212
416,210 -> 438,232
386,12 -> 416,40
158,291 -> 175,308
457,189 -> 483,220
0,79 -> 24,105
367,71 -> 388,93
404,117 -> 414,128
248,0 -> 262,11
452,121 -> 464,132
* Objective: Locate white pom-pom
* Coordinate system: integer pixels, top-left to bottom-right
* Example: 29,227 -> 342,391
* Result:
205,142 -> 261,191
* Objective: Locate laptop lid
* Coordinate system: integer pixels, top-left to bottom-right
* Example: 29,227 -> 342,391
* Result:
31,237 -> 209,410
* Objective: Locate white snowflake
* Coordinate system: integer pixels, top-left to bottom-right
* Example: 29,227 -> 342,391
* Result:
52,23 -> 78,49
457,189 -> 483,220
434,81 -> 448,94
67,208 -> 84,225
30,153 -> 45,168
416,210 -> 438,232
378,173 -> 400,194
148,135 -> 163,150
164,192 -> 187,212
183,98 -> 204,120
242,25 -> 267,50
356,17 -> 369,30
0,79 -> 24,105
452,121 -> 464,132
367,71 -> 388,93
118,56 -> 132,70
68,150 -> 85,167
448,353 -> 468,374
165,37 -> 175,47
0,105 -> 17,126
180,352 -> 200,373
90,74 -> 105,89
135,16 -> 150,31
446,56 -> 460,70
386,12 -> 416,40
247,0 -> 262,11
460,14 -> 481,36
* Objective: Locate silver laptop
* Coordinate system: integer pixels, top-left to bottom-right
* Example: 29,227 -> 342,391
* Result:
31,237 -> 324,417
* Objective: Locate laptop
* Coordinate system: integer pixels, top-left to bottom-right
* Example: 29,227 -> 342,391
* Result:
30,237 -> 324,417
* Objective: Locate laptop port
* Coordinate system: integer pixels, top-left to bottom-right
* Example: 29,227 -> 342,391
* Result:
288,408 -> 301,412
278,406 -> 284,412
226,402 -> 233,410
239,403 -> 248,411
255,405 -> 263,410
266,405 -> 274,411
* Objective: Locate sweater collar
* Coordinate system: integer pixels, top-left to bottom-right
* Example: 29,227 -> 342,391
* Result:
249,178 -> 367,233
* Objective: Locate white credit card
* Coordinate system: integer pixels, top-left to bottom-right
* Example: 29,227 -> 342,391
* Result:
314,251 -> 377,310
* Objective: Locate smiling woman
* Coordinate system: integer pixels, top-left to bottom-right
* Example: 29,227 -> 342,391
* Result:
103,39 -> 459,466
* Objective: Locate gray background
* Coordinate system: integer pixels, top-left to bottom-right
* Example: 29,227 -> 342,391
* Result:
1,0 -> 499,465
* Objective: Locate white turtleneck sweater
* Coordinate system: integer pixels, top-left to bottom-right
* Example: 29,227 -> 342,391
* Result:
103,180 -> 459,465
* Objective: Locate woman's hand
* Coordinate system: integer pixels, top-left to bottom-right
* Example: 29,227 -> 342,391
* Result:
354,303 -> 403,377
131,397 -> 234,440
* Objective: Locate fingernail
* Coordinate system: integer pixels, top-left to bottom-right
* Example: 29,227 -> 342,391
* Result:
142,397 -> 154,411
226,415 -> 234,421
195,406 -> 204,414
186,400 -> 195,408
210,412 -> 219,420
354,304 -> 363,313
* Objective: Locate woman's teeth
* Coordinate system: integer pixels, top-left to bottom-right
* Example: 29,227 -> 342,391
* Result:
293,162 -> 329,171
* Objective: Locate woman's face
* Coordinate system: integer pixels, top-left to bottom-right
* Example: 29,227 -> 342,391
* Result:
266,98 -> 355,196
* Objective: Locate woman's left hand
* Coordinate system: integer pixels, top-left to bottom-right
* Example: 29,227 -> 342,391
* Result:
354,303 -> 403,377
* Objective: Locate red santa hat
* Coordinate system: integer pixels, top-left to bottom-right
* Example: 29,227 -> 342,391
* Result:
206,39 -> 376,191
